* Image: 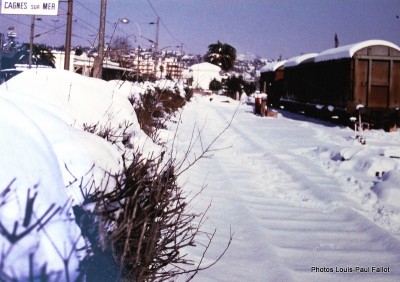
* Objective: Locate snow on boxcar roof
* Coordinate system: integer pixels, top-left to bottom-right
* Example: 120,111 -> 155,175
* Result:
260,60 -> 286,73
315,39 -> 400,62
284,53 -> 318,67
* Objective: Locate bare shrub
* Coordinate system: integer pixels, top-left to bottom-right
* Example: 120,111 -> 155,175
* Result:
75,104 -> 237,281
132,87 -> 189,141
82,120 -> 134,149
74,148 -> 232,281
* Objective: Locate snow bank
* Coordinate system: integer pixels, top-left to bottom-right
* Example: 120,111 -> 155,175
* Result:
0,97 -> 83,280
0,92 -> 123,206
0,68 -> 159,156
312,129 -> 400,236
1,69 -> 133,128
0,68 -> 163,278
374,171 -> 400,210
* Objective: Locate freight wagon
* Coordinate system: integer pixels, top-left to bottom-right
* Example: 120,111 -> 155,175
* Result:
261,40 -> 400,130
259,60 -> 285,107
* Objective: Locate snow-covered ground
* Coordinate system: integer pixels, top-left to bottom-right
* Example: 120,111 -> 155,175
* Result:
167,94 -> 400,282
1,68 -> 399,281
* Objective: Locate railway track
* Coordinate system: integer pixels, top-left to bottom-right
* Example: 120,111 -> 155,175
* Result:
173,96 -> 400,281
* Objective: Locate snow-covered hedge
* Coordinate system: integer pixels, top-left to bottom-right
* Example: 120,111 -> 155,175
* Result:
0,69 -> 159,279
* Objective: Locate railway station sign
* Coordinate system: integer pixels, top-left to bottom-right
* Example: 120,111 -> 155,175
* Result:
1,0 -> 59,16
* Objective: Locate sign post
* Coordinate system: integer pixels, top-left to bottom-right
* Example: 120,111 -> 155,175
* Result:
1,1 -> 59,16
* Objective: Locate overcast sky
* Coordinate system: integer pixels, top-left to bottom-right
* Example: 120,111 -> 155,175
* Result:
1,0 -> 399,59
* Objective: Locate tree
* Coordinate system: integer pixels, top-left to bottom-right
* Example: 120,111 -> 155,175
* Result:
222,75 -> 243,98
222,75 -> 256,99
242,80 -> 256,95
204,41 -> 237,72
10,43 -> 55,68
334,33 -> 339,48
209,78 -> 222,92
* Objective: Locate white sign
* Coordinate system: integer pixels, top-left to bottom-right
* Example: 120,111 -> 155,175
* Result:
1,0 -> 59,16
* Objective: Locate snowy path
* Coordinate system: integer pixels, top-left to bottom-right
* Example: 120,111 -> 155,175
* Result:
171,95 -> 400,282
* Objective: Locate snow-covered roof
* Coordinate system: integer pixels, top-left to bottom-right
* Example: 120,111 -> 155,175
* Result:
260,60 -> 286,73
284,53 -> 318,67
190,62 -> 221,72
315,40 -> 400,62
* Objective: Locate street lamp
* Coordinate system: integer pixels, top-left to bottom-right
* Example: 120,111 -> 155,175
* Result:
131,21 -> 142,82
105,18 -> 142,81
94,16 -> 129,79
148,17 -> 159,54
108,18 -> 130,46
105,18 -> 130,62
148,17 -> 160,75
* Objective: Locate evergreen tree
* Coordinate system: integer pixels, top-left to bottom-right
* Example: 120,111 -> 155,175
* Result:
13,43 -> 56,67
222,75 -> 243,97
334,33 -> 339,48
204,41 -> 237,72
209,78 -> 222,92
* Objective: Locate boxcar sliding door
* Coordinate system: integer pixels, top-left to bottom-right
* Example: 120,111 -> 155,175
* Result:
369,60 -> 390,108
353,59 -> 368,107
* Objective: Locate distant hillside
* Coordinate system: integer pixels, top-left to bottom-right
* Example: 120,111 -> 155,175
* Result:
237,52 -> 261,62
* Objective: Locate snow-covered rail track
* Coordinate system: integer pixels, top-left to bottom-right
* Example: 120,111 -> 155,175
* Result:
174,96 -> 400,282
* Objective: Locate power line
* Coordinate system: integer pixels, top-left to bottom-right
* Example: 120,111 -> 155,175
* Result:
75,0 -> 100,18
1,14 -> 32,29
146,0 -> 181,44
144,0 -> 201,55
74,0 -> 132,47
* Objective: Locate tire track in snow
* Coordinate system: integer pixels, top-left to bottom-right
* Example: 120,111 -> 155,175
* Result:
184,100 -> 400,282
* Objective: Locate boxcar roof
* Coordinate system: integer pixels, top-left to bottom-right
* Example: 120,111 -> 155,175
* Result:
284,53 -> 318,67
260,60 -> 286,73
315,39 -> 400,62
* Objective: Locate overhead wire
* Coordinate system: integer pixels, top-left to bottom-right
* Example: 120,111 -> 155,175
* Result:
0,14 -> 67,45
73,0 -> 134,47
146,0 -> 180,43
1,0 -> 194,53
146,0 -> 199,54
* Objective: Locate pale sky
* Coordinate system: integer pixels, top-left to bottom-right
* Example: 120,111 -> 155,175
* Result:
1,0 -> 399,59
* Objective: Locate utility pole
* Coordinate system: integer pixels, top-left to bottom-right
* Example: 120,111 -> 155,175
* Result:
93,0 -> 107,78
179,43 -> 183,79
152,16 -> 160,78
29,15 -> 35,69
155,16 -> 159,54
64,0 -> 73,70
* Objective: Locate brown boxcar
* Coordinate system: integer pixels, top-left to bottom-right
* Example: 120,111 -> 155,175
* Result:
259,61 -> 285,107
281,53 -> 318,108
281,40 -> 400,128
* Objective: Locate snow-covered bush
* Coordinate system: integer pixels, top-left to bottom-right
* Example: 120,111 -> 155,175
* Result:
109,79 -> 190,140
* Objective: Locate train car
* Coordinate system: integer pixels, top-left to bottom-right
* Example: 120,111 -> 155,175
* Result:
281,40 -> 400,129
281,53 -> 318,113
259,60 -> 285,107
